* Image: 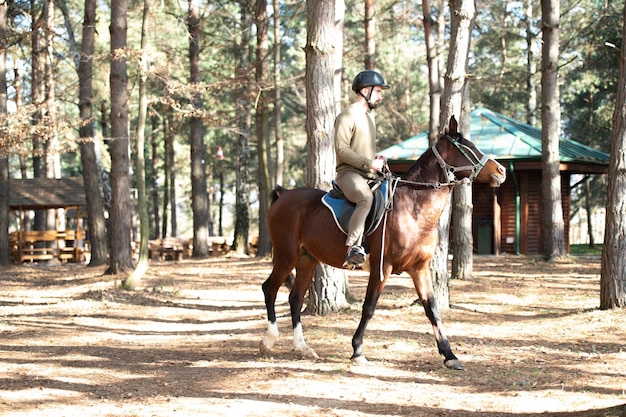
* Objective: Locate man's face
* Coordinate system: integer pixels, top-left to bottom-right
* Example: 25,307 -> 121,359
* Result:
366,86 -> 384,109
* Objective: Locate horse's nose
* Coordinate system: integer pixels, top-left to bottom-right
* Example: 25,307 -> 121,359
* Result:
497,164 -> 506,176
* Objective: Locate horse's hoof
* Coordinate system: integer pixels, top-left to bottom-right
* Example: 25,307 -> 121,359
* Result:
295,346 -> 320,360
444,358 -> 464,370
259,340 -> 272,355
351,355 -> 368,366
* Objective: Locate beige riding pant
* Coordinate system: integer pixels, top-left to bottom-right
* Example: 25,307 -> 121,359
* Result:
336,170 -> 374,247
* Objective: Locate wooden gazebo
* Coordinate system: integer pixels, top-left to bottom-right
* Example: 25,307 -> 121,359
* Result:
8,177 -> 88,262
380,108 -> 610,255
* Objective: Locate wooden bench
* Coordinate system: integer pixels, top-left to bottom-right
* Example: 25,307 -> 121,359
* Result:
185,236 -> 229,257
58,230 -> 88,263
10,230 -> 88,263
11,230 -> 61,262
149,237 -> 189,261
209,236 -> 228,256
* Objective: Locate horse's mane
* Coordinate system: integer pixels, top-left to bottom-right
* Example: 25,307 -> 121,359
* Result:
400,131 -> 462,183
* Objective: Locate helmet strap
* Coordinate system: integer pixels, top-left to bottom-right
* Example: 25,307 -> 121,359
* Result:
359,87 -> 376,110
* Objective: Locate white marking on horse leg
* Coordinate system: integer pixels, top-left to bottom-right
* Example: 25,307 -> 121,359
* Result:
259,321 -> 279,354
293,323 -> 319,359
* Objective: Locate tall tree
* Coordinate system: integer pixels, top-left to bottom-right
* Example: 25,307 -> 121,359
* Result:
107,0 -> 134,274
124,0 -> 151,290
304,0 -> 349,315
43,0 -> 59,185
43,0 -> 61,237
364,0 -> 376,69
165,113 -> 177,237
600,1 -> 626,309
524,0 -> 538,126
540,0 -> 566,259
450,89 -> 473,279
432,0 -> 475,308
76,0 -> 108,266
189,0 -> 210,258
30,0 -> 44,192
150,116 -> 160,239
0,0 -> 9,265
422,0 -> 444,142
272,0 -> 284,187
232,0 -> 252,256
255,0 -> 271,257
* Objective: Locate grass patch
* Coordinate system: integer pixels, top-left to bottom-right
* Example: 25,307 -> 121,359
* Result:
570,243 -> 602,256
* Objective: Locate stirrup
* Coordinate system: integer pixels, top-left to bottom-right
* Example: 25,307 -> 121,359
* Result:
343,245 -> 365,268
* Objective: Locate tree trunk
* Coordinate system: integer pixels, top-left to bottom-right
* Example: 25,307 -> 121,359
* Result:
422,0 -> 443,142
0,0 -> 9,265
272,0 -> 284,187
77,0 -> 108,266
432,0 -> 475,308
255,0 -> 272,258
540,0 -> 566,260
123,0 -> 151,290
451,96 -> 473,279
161,122 -> 170,238
600,3 -> 626,309
364,0 -> 376,69
107,0 -> 134,274
189,0 -> 210,258
232,0 -> 252,256
334,0 -> 345,114
30,0 -> 43,196
304,0 -> 349,315
583,179 -> 595,248
166,113 -> 177,237
525,0 -> 537,126
150,116 -> 160,239
44,0 -> 59,234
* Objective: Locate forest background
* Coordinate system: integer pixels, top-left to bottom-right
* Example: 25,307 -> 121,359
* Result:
0,1 -> 621,274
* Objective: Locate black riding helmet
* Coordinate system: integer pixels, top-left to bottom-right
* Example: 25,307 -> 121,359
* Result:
351,70 -> 390,109
351,70 -> 390,93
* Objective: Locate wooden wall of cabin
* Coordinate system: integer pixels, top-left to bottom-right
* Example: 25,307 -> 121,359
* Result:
474,170 -> 572,255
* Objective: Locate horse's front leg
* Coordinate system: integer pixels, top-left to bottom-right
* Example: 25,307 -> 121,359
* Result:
408,267 -> 463,370
350,262 -> 389,365
289,253 -> 320,359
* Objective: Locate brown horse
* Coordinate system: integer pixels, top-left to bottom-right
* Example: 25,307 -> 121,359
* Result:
260,117 -> 506,370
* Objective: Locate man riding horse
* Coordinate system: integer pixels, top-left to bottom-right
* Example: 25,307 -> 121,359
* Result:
334,70 -> 390,268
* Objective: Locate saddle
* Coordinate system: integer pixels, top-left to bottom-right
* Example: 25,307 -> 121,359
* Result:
321,179 -> 389,237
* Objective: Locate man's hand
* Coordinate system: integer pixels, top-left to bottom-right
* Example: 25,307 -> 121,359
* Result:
372,157 -> 384,172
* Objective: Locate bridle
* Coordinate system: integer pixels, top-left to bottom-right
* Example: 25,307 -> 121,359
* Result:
432,134 -> 490,184
392,134 -> 491,188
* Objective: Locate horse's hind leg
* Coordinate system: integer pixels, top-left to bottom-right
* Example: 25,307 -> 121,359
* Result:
260,259 -> 294,355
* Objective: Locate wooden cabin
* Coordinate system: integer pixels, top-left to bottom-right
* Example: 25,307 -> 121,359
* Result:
380,107 -> 610,255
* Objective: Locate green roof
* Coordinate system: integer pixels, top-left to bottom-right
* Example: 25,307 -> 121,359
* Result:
380,107 -> 610,167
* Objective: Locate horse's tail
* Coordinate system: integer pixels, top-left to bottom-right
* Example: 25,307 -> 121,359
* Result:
270,185 -> 287,205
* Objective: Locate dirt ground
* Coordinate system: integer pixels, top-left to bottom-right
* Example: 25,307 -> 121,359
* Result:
0,254 -> 625,417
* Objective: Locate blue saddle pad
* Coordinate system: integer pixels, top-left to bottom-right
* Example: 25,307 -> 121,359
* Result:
321,179 -> 389,236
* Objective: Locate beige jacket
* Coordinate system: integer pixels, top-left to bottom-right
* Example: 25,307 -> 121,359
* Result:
334,103 -> 377,180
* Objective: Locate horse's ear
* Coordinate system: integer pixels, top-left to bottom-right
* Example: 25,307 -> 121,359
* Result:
449,116 -> 458,135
